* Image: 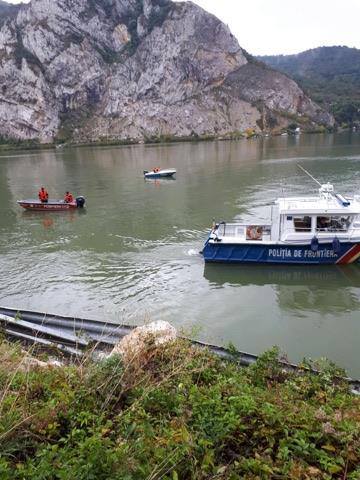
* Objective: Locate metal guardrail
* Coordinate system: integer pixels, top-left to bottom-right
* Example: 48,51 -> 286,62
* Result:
0,307 -> 134,354
0,306 -> 359,394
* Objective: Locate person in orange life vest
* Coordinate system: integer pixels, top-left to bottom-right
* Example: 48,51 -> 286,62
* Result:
38,187 -> 49,203
64,191 -> 74,203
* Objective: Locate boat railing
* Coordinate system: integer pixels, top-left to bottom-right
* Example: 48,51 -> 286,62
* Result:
216,223 -> 272,240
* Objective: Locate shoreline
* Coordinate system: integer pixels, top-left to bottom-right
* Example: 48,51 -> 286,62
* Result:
0,128 -> 355,154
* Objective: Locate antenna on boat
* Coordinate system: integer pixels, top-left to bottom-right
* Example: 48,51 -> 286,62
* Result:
297,164 -> 322,187
297,164 -> 351,206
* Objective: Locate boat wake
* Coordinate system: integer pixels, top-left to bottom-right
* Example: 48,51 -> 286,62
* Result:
187,248 -> 200,256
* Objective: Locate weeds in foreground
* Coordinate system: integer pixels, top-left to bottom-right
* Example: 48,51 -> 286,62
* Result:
0,341 -> 359,479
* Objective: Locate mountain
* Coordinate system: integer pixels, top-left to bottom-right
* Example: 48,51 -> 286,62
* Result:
0,0 -> 333,144
259,46 -> 360,126
0,1 -> 20,27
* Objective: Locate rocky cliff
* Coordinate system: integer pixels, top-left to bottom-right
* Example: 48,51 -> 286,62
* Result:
0,0 -> 334,143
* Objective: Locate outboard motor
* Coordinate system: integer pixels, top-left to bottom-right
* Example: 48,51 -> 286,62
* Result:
76,196 -> 85,208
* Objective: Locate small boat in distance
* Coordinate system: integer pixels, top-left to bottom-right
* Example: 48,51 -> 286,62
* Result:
202,167 -> 360,265
18,196 -> 86,211
144,168 -> 176,179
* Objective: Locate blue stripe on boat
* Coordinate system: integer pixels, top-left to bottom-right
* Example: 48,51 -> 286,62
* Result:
203,241 -> 360,265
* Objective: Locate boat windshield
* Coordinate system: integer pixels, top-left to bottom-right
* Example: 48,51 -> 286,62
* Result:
316,215 -> 351,232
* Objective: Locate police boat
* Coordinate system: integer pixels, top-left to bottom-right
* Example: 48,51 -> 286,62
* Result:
202,167 -> 360,265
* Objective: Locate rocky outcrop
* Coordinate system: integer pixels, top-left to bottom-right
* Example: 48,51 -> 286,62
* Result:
0,0 -> 334,143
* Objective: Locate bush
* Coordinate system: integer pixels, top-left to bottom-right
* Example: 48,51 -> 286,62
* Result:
0,339 -> 359,478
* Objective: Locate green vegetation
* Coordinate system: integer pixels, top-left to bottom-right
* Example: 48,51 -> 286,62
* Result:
143,132 -> 218,144
1,338 -> 360,479
0,135 -> 44,151
259,47 -> 360,127
332,102 -> 360,127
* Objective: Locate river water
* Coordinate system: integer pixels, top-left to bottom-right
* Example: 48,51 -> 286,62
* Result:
1,133 -> 360,375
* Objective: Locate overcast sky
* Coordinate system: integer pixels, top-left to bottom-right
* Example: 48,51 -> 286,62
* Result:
7,0 -> 360,55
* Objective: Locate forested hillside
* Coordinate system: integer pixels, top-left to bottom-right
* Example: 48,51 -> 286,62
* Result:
260,46 -> 360,126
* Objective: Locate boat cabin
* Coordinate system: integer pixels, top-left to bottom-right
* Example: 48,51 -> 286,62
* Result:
276,183 -> 360,244
211,184 -> 360,245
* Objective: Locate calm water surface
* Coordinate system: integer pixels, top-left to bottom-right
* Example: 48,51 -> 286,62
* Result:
1,133 -> 360,375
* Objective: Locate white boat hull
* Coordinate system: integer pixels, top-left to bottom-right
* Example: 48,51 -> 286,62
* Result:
144,169 -> 176,178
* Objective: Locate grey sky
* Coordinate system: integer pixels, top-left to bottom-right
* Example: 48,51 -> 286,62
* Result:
7,0 -> 360,55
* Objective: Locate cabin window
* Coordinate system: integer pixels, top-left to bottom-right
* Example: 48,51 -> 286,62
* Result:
316,216 -> 351,232
293,216 -> 312,232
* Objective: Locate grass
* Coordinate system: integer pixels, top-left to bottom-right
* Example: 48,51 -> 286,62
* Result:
0,337 -> 359,479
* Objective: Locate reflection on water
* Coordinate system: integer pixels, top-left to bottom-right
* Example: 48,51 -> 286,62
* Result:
204,263 -> 360,287
204,264 -> 360,314
22,209 -> 87,226
1,133 -> 360,375
276,284 -> 360,314
144,177 -> 177,185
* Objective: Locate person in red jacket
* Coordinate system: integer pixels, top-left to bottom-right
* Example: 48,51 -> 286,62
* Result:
64,191 -> 74,203
38,187 -> 49,203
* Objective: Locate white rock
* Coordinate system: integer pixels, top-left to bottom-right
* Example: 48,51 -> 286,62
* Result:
18,356 -> 50,371
111,321 -> 177,361
17,349 -> 64,370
